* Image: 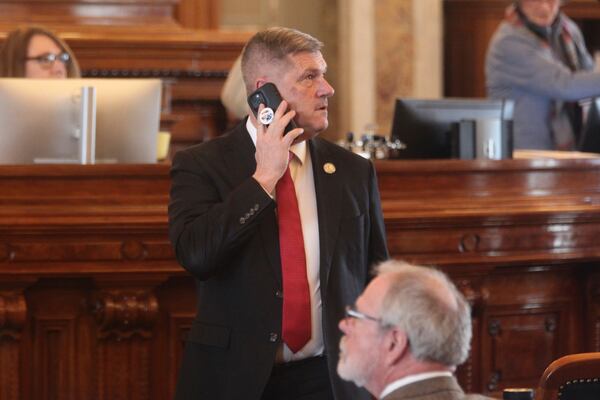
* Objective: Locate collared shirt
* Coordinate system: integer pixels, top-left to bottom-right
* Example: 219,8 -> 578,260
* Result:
379,371 -> 453,399
247,118 -> 323,361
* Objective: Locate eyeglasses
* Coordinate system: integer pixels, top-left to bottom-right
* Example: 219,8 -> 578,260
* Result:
25,52 -> 70,69
344,305 -> 380,323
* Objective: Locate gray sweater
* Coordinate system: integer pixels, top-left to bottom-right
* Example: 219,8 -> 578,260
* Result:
485,14 -> 599,150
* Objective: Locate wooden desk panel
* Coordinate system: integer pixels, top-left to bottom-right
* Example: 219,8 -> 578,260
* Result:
0,165 -> 181,400
376,159 -> 600,394
1,160 -> 600,398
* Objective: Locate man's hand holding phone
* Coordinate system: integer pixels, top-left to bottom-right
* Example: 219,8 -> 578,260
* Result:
250,88 -> 304,195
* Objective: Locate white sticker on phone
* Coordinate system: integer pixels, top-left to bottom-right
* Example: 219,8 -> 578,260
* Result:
259,107 -> 275,125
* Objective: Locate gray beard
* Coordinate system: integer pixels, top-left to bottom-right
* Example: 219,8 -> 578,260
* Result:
337,346 -> 377,388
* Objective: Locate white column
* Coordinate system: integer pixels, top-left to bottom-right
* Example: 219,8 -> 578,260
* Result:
338,0 -> 376,136
413,0 -> 442,98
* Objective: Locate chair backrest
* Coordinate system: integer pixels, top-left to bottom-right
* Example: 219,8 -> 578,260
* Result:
536,353 -> 600,400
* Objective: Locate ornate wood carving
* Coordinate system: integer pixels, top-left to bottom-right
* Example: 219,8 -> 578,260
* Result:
0,291 -> 26,339
0,288 -> 28,400
92,290 -> 159,340
91,276 -> 164,399
481,304 -> 569,393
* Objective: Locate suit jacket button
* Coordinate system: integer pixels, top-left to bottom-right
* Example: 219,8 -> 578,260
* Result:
269,332 -> 278,342
239,217 -> 246,224
245,212 -> 250,219
254,204 -> 260,211
275,290 -> 283,299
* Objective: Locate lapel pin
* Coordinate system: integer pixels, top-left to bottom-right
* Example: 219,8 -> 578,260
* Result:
323,162 -> 336,174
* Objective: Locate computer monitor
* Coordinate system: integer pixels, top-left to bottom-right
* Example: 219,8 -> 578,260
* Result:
0,78 -> 162,164
390,97 -> 514,159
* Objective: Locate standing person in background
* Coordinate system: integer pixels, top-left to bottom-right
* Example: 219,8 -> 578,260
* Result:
486,0 -> 600,150
338,260 -> 494,400
169,26 -> 388,400
0,25 -> 80,78
220,54 -> 250,120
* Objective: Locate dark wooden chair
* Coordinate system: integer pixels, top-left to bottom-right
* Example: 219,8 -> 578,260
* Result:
536,353 -> 600,400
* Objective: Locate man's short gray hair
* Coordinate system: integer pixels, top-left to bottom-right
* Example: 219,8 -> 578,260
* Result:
375,260 -> 472,367
240,27 -> 323,94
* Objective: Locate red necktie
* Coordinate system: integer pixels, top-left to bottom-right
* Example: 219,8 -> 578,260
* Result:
276,153 -> 311,353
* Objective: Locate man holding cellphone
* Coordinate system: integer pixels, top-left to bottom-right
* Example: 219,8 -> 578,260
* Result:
169,27 -> 388,400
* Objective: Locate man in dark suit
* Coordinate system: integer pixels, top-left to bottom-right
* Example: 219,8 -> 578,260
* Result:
168,26 -> 388,400
337,260 -> 493,400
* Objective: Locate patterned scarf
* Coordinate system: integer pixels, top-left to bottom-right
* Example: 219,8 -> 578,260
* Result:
506,4 -> 589,149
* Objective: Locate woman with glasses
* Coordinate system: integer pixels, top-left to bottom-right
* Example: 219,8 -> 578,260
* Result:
0,25 -> 80,78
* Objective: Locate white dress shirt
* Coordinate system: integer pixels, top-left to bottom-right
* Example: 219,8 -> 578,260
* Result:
247,118 -> 323,361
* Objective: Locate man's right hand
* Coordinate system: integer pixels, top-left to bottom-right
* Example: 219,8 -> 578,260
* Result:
252,101 -> 304,194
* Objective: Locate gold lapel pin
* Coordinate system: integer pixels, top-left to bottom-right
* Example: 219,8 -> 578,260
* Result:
323,162 -> 336,174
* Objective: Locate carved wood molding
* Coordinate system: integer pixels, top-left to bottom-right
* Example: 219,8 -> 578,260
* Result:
0,279 -> 37,400
82,69 -> 228,79
92,289 -> 159,340
0,291 -> 26,339
0,0 -> 221,30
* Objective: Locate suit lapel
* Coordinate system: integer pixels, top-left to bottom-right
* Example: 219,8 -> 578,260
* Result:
223,122 -> 282,285
310,138 -> 342,292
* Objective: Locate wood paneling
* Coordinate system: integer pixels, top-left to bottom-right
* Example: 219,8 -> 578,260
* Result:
377,158 -> 600,395
0,0 -> 219,30
0,165 -> 183,400
2,159 -> 600,397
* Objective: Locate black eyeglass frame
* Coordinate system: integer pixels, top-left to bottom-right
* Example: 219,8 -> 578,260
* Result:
24,52 -> 71,68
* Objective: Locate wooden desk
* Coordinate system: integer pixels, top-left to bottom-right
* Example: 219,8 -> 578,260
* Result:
1,159 -> 600,398
377,158 -> 600,394
0,164 -> 182,400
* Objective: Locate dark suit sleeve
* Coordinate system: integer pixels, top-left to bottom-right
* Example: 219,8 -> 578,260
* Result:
367,160 -> 389,270
168,149 -> 274,280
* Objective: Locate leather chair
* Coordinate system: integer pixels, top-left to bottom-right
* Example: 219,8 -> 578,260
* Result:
536,353 -> 600,400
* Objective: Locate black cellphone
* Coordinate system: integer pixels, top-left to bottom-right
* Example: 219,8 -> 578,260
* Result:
247,82 -> 297,134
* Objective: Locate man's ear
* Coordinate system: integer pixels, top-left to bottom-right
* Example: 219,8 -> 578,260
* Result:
386,328 -> 408,365
255,78 -> 268,90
